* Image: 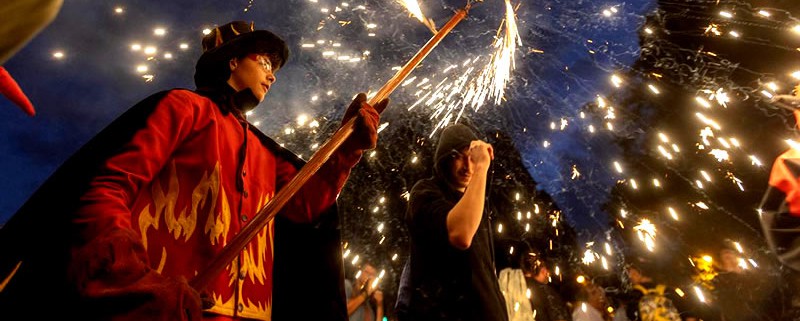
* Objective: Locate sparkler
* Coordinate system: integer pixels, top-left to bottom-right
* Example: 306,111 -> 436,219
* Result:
191,2 -> 474,290
395,0 -> 438,34
407,0 -> 522,135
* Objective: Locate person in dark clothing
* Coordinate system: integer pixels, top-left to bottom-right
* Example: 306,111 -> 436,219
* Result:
345,262 -> 384,321
712,248 -> 772,321
617,263 -> 696,321
522,254 -> 571,321
401,123 -> 508,321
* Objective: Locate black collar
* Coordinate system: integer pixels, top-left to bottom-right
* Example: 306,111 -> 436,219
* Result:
195,84 -> 259,118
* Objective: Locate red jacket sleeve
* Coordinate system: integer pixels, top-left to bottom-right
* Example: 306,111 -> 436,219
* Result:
75,90 -> 196,241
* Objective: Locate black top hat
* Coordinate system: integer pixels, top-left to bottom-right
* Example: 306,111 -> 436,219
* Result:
194,21 -> 289,88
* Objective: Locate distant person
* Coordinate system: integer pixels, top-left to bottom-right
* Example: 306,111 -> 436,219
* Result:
403,123 -> 508,321
498,263 -> 534,321
616,262 -> 695,321
345,263 -> 384,321
523,255 -> 571,321
713,248 -> 771,321
572,282 -> 607,321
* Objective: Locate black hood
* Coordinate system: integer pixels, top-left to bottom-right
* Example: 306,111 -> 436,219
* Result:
433,124 -> 479,176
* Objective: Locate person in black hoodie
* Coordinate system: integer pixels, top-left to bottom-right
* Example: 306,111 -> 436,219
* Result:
400,123 -> 508,321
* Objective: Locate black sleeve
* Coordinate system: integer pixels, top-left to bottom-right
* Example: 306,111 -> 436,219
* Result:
544,286 -> 572,321
409,181 -> 456,246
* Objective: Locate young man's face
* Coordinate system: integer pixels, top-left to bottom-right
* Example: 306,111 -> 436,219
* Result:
228,53 -> 277,102
355,264 -> 378,290
446,147 -> 474,191
587,284 -> 607,309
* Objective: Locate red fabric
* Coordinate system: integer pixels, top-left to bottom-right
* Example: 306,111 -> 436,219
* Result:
767,147 -> 800,216
341,93 -> 388,152
0,67 -> 35,116
795,110 -> 800,129
70,229 -> 203,320
74,89 -> 361,320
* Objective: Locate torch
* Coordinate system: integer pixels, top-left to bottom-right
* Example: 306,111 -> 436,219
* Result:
190,2 -> 477,290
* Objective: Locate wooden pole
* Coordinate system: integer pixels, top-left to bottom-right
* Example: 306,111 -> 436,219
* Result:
190,8 -> 469,290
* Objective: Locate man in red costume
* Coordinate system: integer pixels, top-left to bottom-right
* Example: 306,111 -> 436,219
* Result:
0,20 -> 387,320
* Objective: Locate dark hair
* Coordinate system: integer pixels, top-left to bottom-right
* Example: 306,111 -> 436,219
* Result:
575,284 -> 593,302
233,49 -> 283,69
521,253 -> 546,275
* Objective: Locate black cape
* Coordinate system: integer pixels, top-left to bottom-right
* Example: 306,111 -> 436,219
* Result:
0,89 -> 347,320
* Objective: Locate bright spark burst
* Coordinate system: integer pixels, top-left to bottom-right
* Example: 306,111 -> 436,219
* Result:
472,0 -> 522,108
613,161 -> 623,173
668,207 -> 679,220
727,172 -> 745,191
571,165 -> 581,179
611,74 -> 623,87
787,139 -> 800,151
709,149 -> 729,162
582,249 -> 596,265
704,23 -> 722,36
695,96 -> 712,108
634,219 -> 657,252
694,286 -> 707,303
395,0 -> 437,33
412,2 -> 522,135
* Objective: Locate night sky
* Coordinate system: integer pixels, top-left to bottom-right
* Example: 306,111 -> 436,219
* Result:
3,0 -> 800,316
0,0 -> 654,229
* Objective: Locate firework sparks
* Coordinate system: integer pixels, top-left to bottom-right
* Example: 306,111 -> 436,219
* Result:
634,219 -> 657,252
409,0 -> 522,135
395,0 -> 438,33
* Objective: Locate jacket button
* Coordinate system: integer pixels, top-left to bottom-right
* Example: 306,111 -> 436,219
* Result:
242,170 -> 247,177
242,215 -> 248,222
243,190 -> 249,198
237,303 -> 244,312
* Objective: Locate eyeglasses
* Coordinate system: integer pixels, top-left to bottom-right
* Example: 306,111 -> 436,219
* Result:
247,54 -> 273,73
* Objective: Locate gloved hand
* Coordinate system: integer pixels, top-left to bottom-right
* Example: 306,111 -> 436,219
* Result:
70,228 -> 203,320
340,93 -> 389,152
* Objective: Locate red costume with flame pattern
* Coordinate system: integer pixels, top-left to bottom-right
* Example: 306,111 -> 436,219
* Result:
0,21 -> 384,321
